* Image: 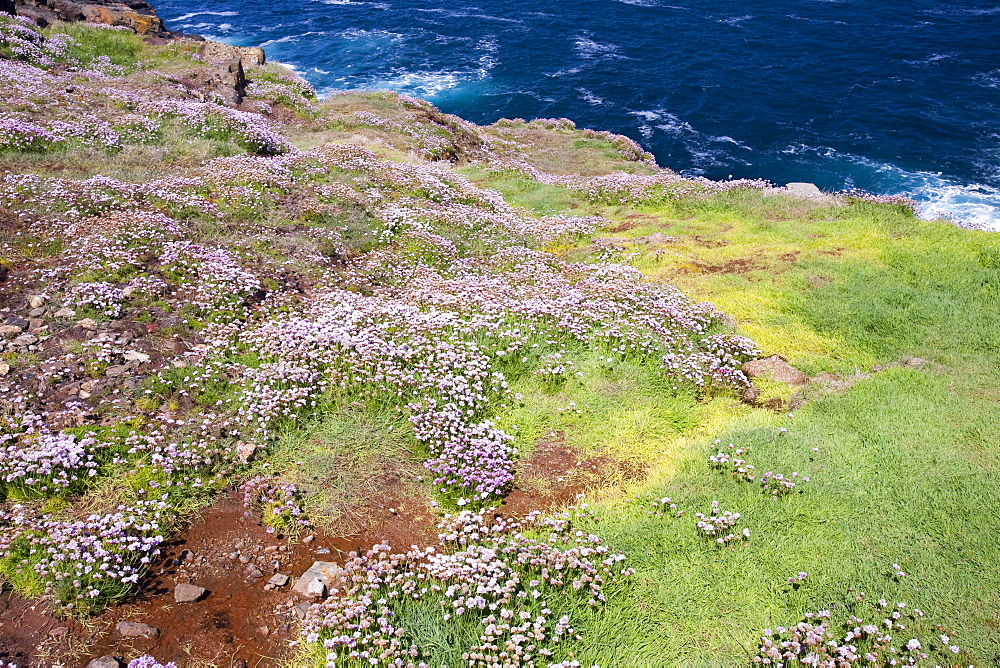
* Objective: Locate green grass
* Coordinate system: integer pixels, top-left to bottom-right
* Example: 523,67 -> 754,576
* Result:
47,23 -> 145,70
528,192 -> 1000,664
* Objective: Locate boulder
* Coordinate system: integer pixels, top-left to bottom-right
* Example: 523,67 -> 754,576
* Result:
115,621 -> 159,638
742,355 -> 809,386
292,561 -> 344,598
174,582 -> 207,603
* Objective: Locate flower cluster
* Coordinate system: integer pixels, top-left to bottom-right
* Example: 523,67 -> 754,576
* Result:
240,475 -> 311,534
759,470 -> 808,497
1,498 -> 166,610
694,500 -> 749,545
755,598 -> 961,665
128,657 -> 178,668
840,189 -> 919,215
139,99 -> 294,155
0,430 -> 101,497
302,508 -> 631,666
708,441 -> 756,482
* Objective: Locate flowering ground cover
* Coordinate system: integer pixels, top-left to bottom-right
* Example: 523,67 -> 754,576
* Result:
0,14 -> 998,666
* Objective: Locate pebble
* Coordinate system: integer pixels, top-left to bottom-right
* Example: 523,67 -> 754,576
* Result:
12,333 -> 38,347
263,545 -> 278,554
78,318 -> 97,330
54,307 -> 76,318
0,362 -> 8,376
115,621 -> 159,639
86,657 -> 121,668
268,573 -> 290,587
0,325 -> 21,338
27,295 -> 44,309
174,583 -> 207,603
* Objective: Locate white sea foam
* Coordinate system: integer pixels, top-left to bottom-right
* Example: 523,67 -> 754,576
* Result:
780,144 -> 1000,229
577,88 -> 605,105
173,11 -> 239,22
574,37 -> 620,58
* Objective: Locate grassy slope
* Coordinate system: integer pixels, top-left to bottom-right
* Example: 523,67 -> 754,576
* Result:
458,176 -> 1000,664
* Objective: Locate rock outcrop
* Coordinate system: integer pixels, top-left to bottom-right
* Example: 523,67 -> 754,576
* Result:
13,0 -> 166,34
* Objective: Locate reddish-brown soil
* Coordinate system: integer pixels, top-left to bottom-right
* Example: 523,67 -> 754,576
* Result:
1,436 -> 641,667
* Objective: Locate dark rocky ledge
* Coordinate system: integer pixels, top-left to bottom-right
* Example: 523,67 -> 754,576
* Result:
8,0 -> 167,35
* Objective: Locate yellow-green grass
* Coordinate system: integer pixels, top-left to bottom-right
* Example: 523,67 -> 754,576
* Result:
529,193 -> 1000,664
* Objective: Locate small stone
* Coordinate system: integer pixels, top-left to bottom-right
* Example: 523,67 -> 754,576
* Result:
86,657 -> 121,668
115,621 -> 159,638
245,565 -> 264,579
171,359 -> 188,368
3,316 -> 29,330
257,626 -> 270,636
27,295 -> 44,309
174,583 -> 207,603
238,555 -> 252,564
123,350 -> 150,363
302,535 -> 315,544
48,626 -> 69,638
305,577 -> 327,598
268,573 -> 290,587
0,325 -> 21,338
263,545 -> 278,554
12,334 -> 38,347
293,601 -> 312,619
54,307 -> 76,318
28,307 -> 45,318
0,362 -> 8,376
78,318 -> 98,330
27,318 -> 44,331
292,562 -> 344,597
263,583 -> 274,591
105,365 -> 130,378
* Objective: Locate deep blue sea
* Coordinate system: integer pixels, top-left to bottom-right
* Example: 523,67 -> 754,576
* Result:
156,0 -> 1000,228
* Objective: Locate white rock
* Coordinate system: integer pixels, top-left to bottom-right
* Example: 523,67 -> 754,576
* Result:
123,350 -> 150,363
292,561 -> 344,597
305,577 -> 327,598
0,362 -> 8,376
27,295 -> 44,309
54,308 -> 76,318
78,318 -> 97,330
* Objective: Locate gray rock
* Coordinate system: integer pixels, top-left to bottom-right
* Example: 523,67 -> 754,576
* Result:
174,583 -> 207,603
292,561 -> 344,597
742,355 -> 809,386
54,307 -> 76,318
105,365 -> 130,377
268,573 -> 290,587
0,325 -> 22,338
12,333 -> 38,347
86,657 -> 121,668
293,601 -> 312,619
245,565 -> 264,579
115,621 -> 159,638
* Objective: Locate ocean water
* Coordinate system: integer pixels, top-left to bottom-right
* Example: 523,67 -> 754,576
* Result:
156,0 -> 1000,228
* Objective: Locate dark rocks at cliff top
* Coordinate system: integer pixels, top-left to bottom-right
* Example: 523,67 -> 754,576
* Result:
14,0 -> 166,34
